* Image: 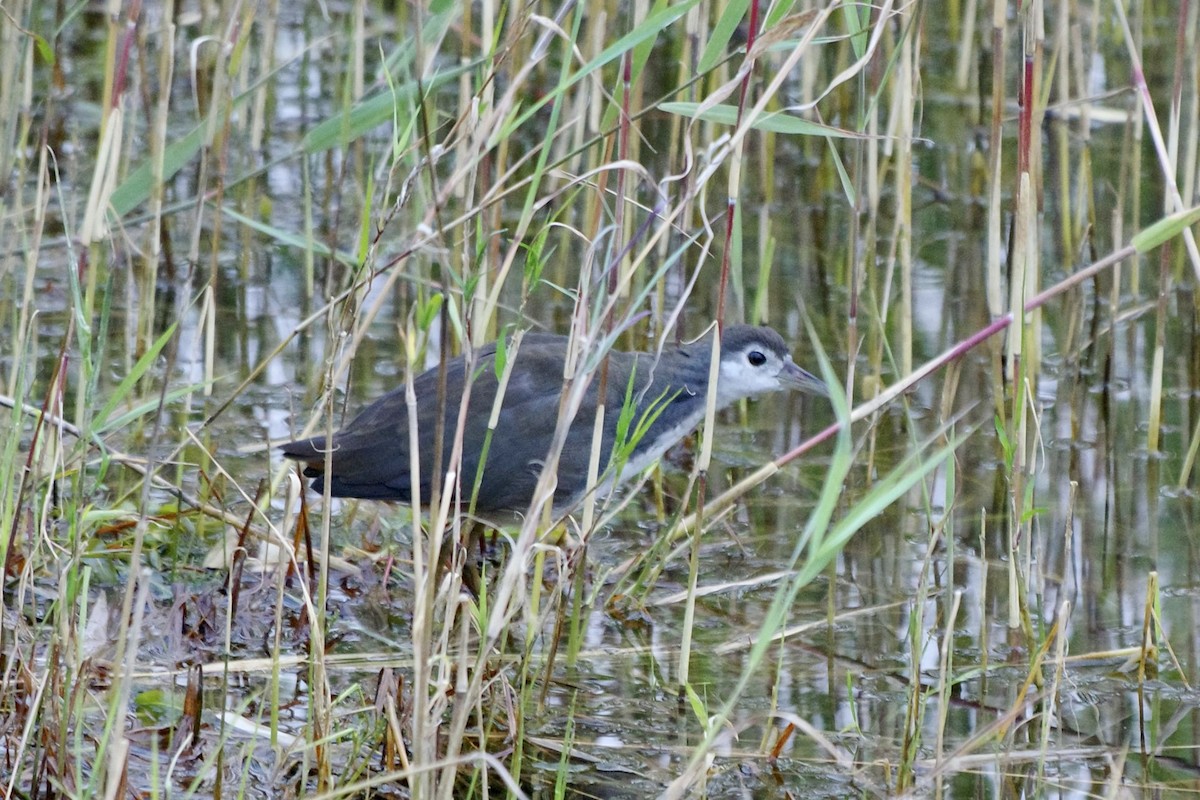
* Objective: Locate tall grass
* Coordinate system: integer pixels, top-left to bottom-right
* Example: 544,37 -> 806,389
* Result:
0,0 -> 1197,798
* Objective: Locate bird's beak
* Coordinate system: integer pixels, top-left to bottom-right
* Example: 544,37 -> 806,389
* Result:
781,359 -> 830,396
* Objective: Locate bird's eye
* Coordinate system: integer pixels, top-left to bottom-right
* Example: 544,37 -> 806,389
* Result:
747,350 -> 767,367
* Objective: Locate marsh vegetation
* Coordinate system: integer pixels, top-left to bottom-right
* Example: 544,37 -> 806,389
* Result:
1,1 -> 1198,797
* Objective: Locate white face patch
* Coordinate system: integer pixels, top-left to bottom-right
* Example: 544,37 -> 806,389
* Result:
715,343 -> 796,407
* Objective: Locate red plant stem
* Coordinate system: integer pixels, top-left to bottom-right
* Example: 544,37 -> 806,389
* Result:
112,0 -> 141,104
715,0 -> 763,332
1018,53 -> 1032,179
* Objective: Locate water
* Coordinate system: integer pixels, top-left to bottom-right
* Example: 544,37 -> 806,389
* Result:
3,2 -> 1198,798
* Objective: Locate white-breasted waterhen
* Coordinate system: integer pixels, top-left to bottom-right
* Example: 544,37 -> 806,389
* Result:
281,324 -> 827,517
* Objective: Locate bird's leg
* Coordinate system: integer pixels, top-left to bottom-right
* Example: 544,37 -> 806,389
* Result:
455,518 -> 482,597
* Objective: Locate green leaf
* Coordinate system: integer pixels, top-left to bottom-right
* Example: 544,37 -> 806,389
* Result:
492,332 -> 510,381
491,0 -> 702,146
684,683 -> 708,727
32,32 -> 55,66
300,64 -> 469,153
825,136 -> 857,206
523,226 -> 550,287
1131,205 -> 1200,253
601,0 -> 674,131
110,114 -> 216,218
417,293 -> 443,331
110,51 -> 470,218
993,413 -> 1013,469
97,384 -> 207,435
840,2 -> 870,60
659,101 -> 866,138
698,0 -> 749,74
93,322 -> 177,431
797,439 -> 959,586
357,174 -> 374,262
218,206 -> 358,264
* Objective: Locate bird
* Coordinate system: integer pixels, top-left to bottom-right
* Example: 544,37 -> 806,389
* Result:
280,324 -> 827,518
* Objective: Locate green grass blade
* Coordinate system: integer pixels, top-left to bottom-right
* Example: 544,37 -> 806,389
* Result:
697,0 -> 749,75
218,206 -> 358,265
659,101 -> 868,137
1131,204 -> 1200,253
92,322 -> 178,431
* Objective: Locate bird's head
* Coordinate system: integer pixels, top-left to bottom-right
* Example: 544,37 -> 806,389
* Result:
715,325 -> 828,406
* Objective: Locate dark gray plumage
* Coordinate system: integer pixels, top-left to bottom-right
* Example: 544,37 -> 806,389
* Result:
280,324 -> 826,514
